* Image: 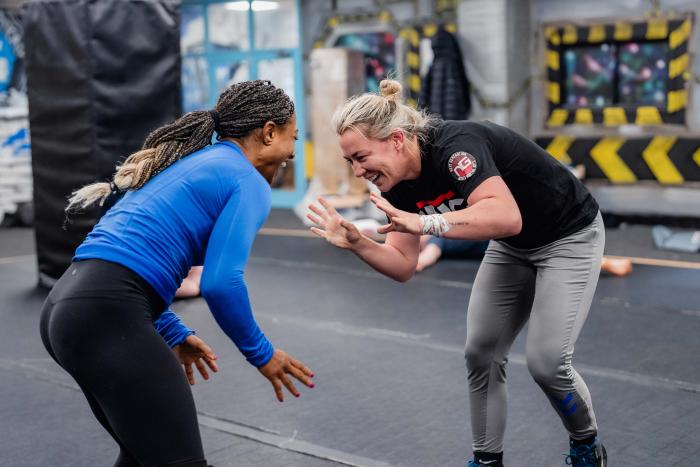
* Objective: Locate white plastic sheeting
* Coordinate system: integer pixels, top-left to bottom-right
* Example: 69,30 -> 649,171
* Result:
0,105 -> 30,224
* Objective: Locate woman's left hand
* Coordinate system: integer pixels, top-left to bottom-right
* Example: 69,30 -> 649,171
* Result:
173,335 -> 219,385
307,197 -> 363,249
258,349 -> 314,402
370,192 -> 422,235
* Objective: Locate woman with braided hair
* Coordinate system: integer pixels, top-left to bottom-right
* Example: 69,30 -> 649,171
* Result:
40,80 -> 314,467
307,79 -> 607,466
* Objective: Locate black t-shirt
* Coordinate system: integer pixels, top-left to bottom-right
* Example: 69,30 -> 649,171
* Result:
382,120 -> 599,249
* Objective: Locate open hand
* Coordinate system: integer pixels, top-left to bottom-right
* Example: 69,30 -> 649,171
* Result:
173,335 -> 219,385
258,349 -> 314,402
369,192 -> 422,235
307,197 -> 362,249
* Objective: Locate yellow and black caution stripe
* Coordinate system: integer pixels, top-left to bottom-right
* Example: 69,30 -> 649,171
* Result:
535,135 -> 700,184
399,22 -> 456,108
434,0 -> 458,20
312,10 -> 398,50
399,25 -> 422,108
544,15 -> 694,127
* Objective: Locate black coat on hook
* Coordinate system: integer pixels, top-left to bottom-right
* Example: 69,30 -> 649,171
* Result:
418,27 -> 471,120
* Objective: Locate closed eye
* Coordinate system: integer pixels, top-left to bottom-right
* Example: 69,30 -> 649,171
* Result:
344,154 -> 366,165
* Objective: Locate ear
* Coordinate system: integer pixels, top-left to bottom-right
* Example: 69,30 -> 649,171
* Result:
261,121 -> 277,146
390,129 -> 405,150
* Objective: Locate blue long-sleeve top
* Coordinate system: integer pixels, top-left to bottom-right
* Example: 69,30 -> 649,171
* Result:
74,141 -> 274,367
154,309 -> 194,348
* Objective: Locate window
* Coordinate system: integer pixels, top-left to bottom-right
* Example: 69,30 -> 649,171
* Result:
544,16 -> 693,127
618,41 -> 667,107
333,32 -> 396,92
562,41 -> 667,109
181,0 -> 307,206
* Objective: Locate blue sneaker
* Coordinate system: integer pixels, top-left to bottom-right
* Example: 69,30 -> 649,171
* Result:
467,460 -> 503,467
565,439 -> 607,466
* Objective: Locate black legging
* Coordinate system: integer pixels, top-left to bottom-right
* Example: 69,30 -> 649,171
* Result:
39,259 -> 207,467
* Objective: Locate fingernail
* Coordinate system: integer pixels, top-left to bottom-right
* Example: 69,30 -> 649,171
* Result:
310,373 -> 315,377
310,383 -> 315,388
295,394 -> 300,398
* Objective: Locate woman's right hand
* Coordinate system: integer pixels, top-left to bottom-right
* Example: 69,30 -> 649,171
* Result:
307,197 -> 362,249
173,334 -> 219,385
258,349 -> 314,402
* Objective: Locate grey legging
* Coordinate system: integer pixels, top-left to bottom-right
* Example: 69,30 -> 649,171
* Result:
465,212 -> 604,453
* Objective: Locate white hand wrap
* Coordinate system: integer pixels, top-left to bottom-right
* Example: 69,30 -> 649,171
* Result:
420,213 -> 451,237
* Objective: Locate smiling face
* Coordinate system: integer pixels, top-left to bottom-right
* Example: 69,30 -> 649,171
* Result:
271,113 -> 298,165
339,127 -> 417,191
257,113 -> 298,182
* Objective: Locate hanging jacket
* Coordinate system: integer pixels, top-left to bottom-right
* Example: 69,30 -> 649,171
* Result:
418,27 -> 471,120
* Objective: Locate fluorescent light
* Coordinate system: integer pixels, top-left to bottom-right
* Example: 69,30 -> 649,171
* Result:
224,1 -> 279,11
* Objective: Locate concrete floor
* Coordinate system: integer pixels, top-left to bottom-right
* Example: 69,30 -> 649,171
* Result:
1,210 -> 699,466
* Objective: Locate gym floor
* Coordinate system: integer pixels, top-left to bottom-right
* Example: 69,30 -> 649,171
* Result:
1,209 -> 699,466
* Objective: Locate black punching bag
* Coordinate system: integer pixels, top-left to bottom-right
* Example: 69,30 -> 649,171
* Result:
24,0 -> 181,287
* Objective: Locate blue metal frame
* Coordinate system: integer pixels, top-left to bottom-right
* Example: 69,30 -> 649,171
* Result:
182,0 -> 307,208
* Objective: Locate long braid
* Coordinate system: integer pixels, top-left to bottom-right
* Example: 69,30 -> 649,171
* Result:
66,80 -> 294,211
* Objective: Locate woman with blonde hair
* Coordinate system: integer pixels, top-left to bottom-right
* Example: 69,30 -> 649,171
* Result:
40,80 -> 314,466
308,79 -> 606,467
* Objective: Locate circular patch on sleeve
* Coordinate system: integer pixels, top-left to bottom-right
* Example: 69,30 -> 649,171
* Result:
447,151 -> 477,181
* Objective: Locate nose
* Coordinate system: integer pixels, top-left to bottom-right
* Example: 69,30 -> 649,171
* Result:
351,161 -> 365,178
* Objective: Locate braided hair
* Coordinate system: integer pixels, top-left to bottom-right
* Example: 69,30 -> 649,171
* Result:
67,80 -> 294,211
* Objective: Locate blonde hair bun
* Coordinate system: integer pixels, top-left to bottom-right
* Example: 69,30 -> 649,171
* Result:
379,79 -> 402,102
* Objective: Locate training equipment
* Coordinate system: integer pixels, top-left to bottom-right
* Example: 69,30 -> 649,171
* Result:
24,0 -> 180,286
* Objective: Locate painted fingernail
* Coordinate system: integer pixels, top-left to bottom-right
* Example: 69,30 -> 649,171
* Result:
295,393 -> 300,398
310,383 -> 315,388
